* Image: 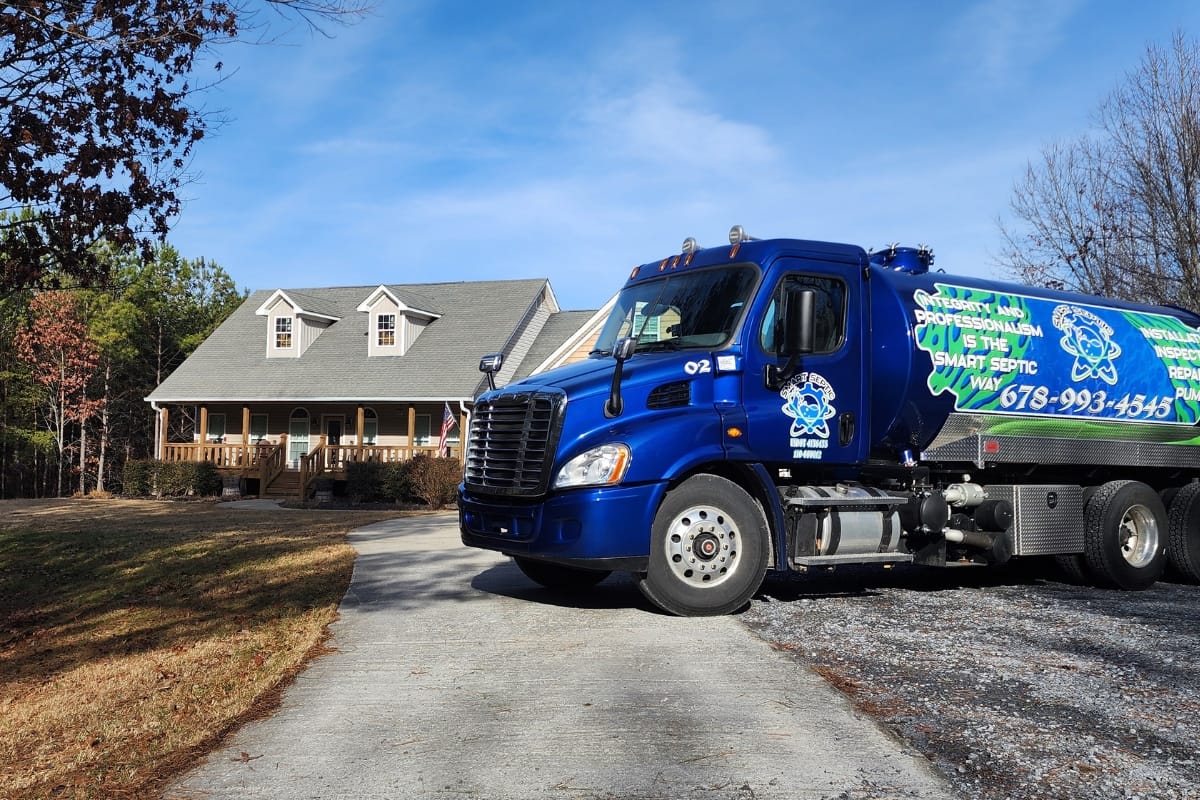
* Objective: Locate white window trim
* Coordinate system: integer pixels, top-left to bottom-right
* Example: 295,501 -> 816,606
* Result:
377,313 -> 397,348
274,316 -> 294,349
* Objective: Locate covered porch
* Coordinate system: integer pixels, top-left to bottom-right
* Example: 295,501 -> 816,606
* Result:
154,401 -> 468,498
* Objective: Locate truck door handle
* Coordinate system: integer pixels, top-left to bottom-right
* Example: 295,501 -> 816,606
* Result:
839,412 -> 855,446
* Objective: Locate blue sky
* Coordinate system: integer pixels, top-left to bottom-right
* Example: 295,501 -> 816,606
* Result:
168,0 -> 1200,311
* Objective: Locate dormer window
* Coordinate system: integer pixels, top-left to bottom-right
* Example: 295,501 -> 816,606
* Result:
377,314 -> 396,347
275,317 -> 293,349
357,285 -> 442,357
256,290 -> 340,358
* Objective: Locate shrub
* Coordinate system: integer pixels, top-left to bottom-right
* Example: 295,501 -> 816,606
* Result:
381,461 -> 414,504
121,460 -> 224,498
122,459 -> 155,496
407,455 -> 461,508
192,461 -> 221,496
155,462 -> 193,496
346,461 -> 383,503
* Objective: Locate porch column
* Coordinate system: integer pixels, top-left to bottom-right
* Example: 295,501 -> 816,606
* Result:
242,405 -> 251,468
198,405 -> 209,462
407,405 -> 416,460
459,410 -> 468,464
356,404 -> 365,461
159,405 -> 169,461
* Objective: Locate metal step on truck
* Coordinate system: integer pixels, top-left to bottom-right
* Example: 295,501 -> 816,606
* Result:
459,226 -> 1200,616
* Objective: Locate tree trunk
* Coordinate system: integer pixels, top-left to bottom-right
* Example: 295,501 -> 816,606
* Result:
79,407 -> 88,496
56,388 -> 65,498
97,363 -> 110,493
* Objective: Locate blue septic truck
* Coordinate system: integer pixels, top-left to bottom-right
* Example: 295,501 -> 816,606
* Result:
458,227 -> 1200,615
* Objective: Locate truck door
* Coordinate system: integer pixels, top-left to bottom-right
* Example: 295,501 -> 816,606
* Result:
743,257 -> 867,467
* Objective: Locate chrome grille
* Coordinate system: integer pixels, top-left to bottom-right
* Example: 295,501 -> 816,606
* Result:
465,390 -> 564,496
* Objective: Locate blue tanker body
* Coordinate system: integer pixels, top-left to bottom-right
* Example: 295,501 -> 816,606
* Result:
460,228 -> 1200,616
864,262 -> 1200,459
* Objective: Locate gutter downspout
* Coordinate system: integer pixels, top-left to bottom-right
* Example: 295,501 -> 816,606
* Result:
151,402 -> 161,460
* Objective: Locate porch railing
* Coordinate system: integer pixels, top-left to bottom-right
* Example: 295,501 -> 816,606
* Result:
297,441 -> 461,498
259,438 -> 287,489
162,441 -> 280,469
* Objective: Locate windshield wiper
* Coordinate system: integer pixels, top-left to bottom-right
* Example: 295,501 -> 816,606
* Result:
638,340 -> 681,352
589,347 -> 612,356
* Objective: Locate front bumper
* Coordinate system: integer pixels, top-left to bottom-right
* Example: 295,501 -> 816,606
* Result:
458,481 -> 668,572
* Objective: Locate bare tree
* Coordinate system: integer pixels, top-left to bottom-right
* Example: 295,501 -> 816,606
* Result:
1000,32 -> 1200,309
0,1 -> 370,295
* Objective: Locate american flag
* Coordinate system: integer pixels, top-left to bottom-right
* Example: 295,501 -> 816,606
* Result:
438,402 -> 457,457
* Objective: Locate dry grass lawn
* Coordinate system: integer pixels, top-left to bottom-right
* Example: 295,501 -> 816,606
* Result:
0,498 -> 407,799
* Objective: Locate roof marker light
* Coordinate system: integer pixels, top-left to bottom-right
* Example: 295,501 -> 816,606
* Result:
729,225 -> 758,245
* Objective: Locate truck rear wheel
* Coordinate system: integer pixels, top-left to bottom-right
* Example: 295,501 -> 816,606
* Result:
1083,480 -> 1166,590
1054,486 -> 1099,584
1166,483 -> 1200,583
635,474 -> 769,616
513,557 -> 612,591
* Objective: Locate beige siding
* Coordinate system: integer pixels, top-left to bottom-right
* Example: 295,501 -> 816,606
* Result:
266,297 -> 298,359
367,296 -> 401,358
298,317 -> 329,355
565,330 -> 602,365
403,315 -> 429,353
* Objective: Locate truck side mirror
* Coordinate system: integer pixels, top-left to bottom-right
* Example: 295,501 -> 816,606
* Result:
606,336 -> 638,417
780,287 -> 816,357
766,288 -> 816,390
479,352 -> 504,391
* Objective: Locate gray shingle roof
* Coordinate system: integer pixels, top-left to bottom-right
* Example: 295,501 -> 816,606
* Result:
511,310 -> 600,381
273,289 -> 341,320
148,279 -> 558,403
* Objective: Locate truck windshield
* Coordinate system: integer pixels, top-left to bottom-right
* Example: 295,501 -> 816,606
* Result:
592,265 -> 759,354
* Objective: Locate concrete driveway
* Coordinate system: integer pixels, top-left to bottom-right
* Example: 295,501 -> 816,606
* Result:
167,513 -> 955,800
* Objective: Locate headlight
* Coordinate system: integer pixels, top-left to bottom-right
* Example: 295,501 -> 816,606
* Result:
553,444 -> 631,489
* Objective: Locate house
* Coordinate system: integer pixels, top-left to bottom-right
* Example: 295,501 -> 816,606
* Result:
146,278 -> 610,497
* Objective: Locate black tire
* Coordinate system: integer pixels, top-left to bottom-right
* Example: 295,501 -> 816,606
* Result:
1054,487 -> 1100,584
513,556 -> 611,591
1053,553 -> 1091,585
635,474 -> 769,616
1166,483 -> 1200,583
1082,480 -> 1166,590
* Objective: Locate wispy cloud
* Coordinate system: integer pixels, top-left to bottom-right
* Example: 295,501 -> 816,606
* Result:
947,0 -> 1083,86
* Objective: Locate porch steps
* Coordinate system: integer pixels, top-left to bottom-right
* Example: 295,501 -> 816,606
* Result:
263,472 -> 304,499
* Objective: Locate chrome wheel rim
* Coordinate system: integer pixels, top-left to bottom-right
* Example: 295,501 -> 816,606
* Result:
1119,504 -> 1160,568
664,504 -> 739,588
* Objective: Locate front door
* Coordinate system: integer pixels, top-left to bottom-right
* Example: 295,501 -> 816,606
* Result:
742,256 -> 867,468
323,417 -> 343,447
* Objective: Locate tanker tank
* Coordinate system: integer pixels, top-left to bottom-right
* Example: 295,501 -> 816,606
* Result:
863,247 -> 1200,465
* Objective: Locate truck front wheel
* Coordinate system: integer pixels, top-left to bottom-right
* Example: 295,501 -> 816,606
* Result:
1083,480 -> 1166,590
636,475 -> 769,616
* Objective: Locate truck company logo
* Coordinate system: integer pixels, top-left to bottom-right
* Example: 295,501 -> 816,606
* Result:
1052,305 -> 1121,385
780,372 -> 836,460
912,283 -> 1200,425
